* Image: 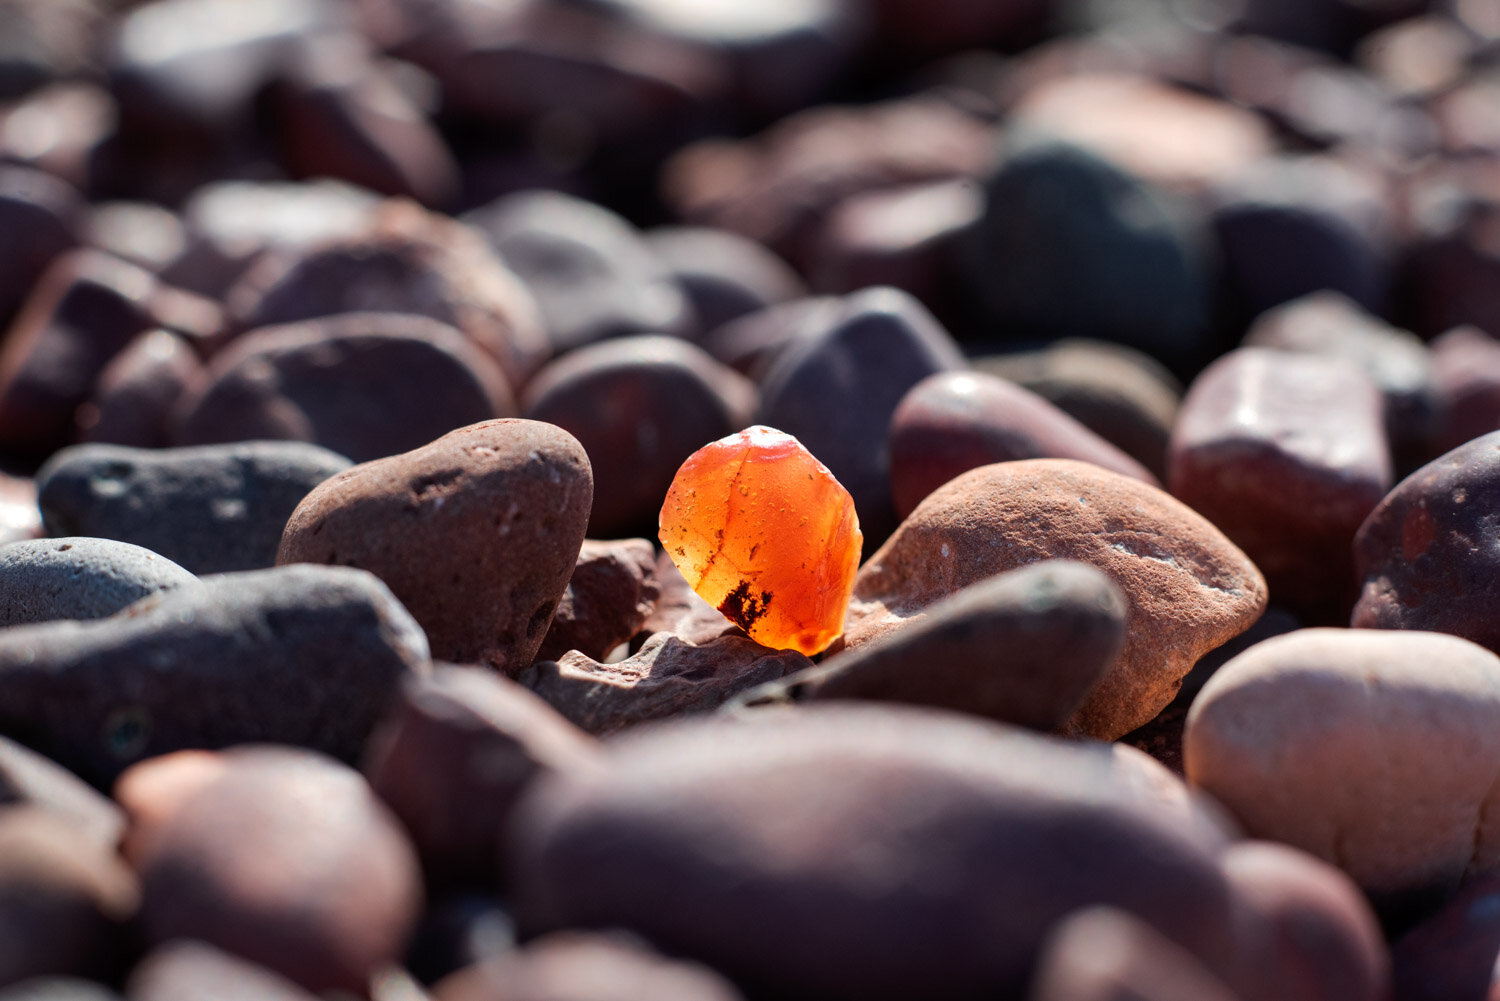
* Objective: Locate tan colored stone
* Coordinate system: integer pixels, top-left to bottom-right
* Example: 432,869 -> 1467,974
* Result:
849,459 -> 1266,739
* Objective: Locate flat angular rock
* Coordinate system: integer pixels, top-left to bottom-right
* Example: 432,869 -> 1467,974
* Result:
521,632 -> 808,736
433,932 -> 745,1001
508,706 -> 1240,1001
756,287 -> 964,542
536,539 -> 659,664
1169,347 -> 1391,621
1352,430 -> 1500,651
175,312 -> 516,463
126,941 -> 319,1001
364,665 -> 599,886
227,202 -> 548,389
521,337 -> 754,537
0,564 -> 428,786
0,538 -> 197,626
77,331 -> 202,449
1028,907 -> 1241,1001
277,419 -> 592,674
850,459 -> 1266,739
889,371 -> 1158,519
126,746 -> 421,995
1185,628 -> 1500,901
37,441 -> 351,575
738,560 -> 1125,733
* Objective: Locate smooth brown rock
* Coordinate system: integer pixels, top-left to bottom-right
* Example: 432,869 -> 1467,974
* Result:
1185,628 -> 1500,900
737,560 -> 1125,733
227,202 -> 548,390
277,419 -> 592,674
127,940 -> 320,1001
1027,906 -> 1241,1001
521,632 -> 809,736
1222,841 -> 1389,1001
175,312 -> 516,463
849,460 -> 1267,739
363,665 -> 599,886
1352,430 -> 1500,652
0,807 -> 138,988
1169,347 -> 1391,621
536,539 -> 660,664
434,932 -> 745,1001
76,331 -> 202,449
889,371 -> 1158,519
509,706 -> 1241,1001
128,746 -> 422,995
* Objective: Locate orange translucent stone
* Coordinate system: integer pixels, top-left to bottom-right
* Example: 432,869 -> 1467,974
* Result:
659,425 -> 863,656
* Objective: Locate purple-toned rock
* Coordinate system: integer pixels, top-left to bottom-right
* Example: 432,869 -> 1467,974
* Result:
1244,292 -> 1439,467
0,564 -> 428,786
433,932 -> 745,1001
0,166 -> 78,331
0,83 -> 114,195
1391,873 -> 1500,1001
1170,347 -> 1391,620
1185,628 -> 1500,902
404,893 -> 515,985
38,441 -> 351,575
509,706 -> 1241,1001
126,746 -> 422,995
1431,326 -> 1500,455
84,203 -> 186,277
126,940 -> 319,1001
739,561 -> 1124,734
644,227 -> 803,339
467,191 -> 693,353
849,460 -> 1267,739
0,538 -> 197,626
277,419 -> 592,674
536,539 -> 660,664
0,980 -> 121,1001
756,287 -> 965,542
0,736 -> 123,850
699,297 -> 837,380
76,331 -> 203,449
522,337 -> 754,536
1352,430 -> 1500,651
175,312 -> 515,463
973,339 -> 1182,482
0,807 -> 138,988
521,632 -> 808,736
1027,907 -> 1241,1001
0,251 -> 160,460
227,202 -> 548,390
890,371 -> 1158,519
1222,841 -> 1389,1001
364,665 -> 599,886
1395,160 -> 1500,341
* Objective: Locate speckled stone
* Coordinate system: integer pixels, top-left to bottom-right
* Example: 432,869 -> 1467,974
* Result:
0,537 -> 197,626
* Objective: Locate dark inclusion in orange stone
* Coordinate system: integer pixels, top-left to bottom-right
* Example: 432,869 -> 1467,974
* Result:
659,425 -> 862,656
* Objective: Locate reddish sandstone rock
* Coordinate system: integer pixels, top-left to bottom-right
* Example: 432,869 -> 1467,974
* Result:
849,459 -> 1266,739
277,419 -> 593,673
536,539 -> 660,664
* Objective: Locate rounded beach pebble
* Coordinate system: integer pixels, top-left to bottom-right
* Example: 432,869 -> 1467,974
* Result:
0,537 -> 197,626
849,459 -> 1266,739
277,419 -> 593,673
1184,627 -> 1500,900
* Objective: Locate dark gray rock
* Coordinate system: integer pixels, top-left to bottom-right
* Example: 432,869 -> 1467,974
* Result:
0,538 -> 197,626
0,981 -> 121,1001
0,564 -> 429,786
37,441 -> 351,575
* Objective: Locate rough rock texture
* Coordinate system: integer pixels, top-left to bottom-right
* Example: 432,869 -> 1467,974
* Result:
126,747 -> 422,995
37,441 -> 351,575
889,371 -> 1158,519
0,538 -> 197,626
1169,347 -> 1391,621
364,665 -> 599,886
1185,628 -> 1500,900
849,459 -> 1267,739
433,933 -> 746,1001
1352,430 -> 1500,652
1027,907 -> 1241,1001
737,561 -> 1125,733
0,564 -> 429,786
175,312 -> 516,463
277,419 -> 592,673
536,539 -> 659,664
637,550 -> 734,646
520,632 -> 809,736
508,706 -> 1240,1001
127,940 -> 320,1001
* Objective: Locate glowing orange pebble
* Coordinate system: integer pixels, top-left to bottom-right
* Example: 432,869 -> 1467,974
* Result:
659,425 -> 862,656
